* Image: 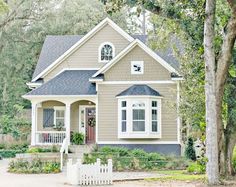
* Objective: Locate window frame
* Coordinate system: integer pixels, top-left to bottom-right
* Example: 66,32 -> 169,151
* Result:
131,61 -> 144,74
53,106 -> 65,128
117,96 -> 162,139
98,42 -> 115,63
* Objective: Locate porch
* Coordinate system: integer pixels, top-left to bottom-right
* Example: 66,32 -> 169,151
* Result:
30,97 -> 97,146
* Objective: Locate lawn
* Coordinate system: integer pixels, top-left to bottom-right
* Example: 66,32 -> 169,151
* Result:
146,170 -> 206,182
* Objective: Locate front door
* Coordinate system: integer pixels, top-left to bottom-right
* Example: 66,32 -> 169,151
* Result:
85,108 -> 96,144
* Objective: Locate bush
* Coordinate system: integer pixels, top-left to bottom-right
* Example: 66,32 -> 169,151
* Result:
26,146 -> 58,153
71,132 -> 84,145
0,143 -> 6,149
185,137 -> 196,161
83,146 -> 189,171
8,159 -> 60,174
0,149 -> 27,158
187,162 -> 205,174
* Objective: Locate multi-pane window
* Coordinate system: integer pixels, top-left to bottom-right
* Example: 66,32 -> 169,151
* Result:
54,109 -> 65,128
151,101 -> 158,132
100,44 -> 114,62
121,101 -> 127,132
132,101 -> 145,132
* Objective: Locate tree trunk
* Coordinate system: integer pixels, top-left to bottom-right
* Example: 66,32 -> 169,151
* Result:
225,133 -> 236,176
204,0 -> 220,184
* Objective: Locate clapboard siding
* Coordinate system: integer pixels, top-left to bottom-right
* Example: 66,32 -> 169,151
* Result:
44,24 -> 130,81
104,45 -> 171,81
97,84 -> 178,142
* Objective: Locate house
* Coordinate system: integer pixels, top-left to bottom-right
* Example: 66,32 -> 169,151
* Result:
23,18 -> 182,155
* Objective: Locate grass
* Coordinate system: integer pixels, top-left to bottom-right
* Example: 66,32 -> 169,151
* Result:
145,170 -> 206,182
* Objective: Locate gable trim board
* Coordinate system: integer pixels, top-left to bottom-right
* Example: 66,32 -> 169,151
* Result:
32,17 -> 134,82
92,39 -> 179,78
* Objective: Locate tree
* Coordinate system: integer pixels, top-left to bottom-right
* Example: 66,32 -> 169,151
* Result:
102,0 -> 236,184
185,137 -> 197,161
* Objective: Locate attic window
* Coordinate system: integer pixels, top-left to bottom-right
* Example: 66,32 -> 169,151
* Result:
99,42 -> 115,62
131,61 -> 144,74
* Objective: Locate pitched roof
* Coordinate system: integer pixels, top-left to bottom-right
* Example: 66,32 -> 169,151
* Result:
27,70 -> 96,96
116,85 -> 161,97
32,34 -> 180,81
33,35 -> 83,79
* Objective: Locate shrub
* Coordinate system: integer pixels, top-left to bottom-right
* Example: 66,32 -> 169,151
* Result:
8,159 -> 60,174
26,147 -> 54,153
8,142 -> 29,150
187,162 -> 205,174
0,149 -> 27,158
71,132 -> 84,145
185,137 -> 196,161
0,143 -> 6,149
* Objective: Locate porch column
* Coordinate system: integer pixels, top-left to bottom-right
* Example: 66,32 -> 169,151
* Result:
65,102 -> 71,145
31,102 -> 37,146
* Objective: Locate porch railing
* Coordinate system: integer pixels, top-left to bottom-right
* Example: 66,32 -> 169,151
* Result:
36,131 -> 66,145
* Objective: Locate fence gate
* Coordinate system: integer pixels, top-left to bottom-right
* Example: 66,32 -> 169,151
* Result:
67,158 -> 113,185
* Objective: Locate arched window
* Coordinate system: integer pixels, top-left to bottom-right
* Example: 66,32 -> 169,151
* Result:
99,42 -> 115,62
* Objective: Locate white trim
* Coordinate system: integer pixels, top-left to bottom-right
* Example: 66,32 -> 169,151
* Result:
95,97 -> 98,143
117,97 -> 162,139
177,82 -> 181,144
23,95 -> 97,99
97,141 -> 180,145
131,61 -> 144,74
26,82 -> 42,88
116,95 -> 163,99
171,77 -> 184,81
93,39 -> 179,78
79,105 -> 96,143
89,78 -> 104,82
98,80 -> 176,84
98,42 -> 115,63
32,17 -> 134,82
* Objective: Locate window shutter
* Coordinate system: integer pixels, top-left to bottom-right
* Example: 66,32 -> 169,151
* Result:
43,109 -> 54,128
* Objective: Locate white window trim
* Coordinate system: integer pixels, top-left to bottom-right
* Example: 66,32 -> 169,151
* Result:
98,42 -> 115,63
118,97 -> 162,139
53,106 -> 65,128
131,61 -> 144,74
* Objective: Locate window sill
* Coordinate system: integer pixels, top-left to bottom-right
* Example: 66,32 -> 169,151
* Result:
118,132 -> 161,139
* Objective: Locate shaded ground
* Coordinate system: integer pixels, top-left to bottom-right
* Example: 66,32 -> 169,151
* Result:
0,159 -> 235,187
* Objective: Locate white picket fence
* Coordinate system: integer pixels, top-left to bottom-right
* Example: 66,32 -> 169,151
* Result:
67,158 -> 113,186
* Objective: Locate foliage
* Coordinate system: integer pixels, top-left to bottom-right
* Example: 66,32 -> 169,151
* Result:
187,162 -> 205,174
233,147 -> 236,171
27,146 -> 58,153
146,170 -> 206,182
8,159 -> 60,174
83,146 -> 189,171
71,132 -> 85,145
185,137 -> 196,161
0,0 -> 130,116
0,149 -> 27,158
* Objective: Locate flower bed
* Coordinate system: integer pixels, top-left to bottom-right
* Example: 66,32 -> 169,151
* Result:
83,146 -> 190,171
8,159 -> 60,174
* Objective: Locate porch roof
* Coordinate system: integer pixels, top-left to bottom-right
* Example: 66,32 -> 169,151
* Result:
26,70 -> 97,96
116,85 -> 161,97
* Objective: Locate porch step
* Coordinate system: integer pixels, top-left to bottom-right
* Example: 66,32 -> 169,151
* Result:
69,144 -> 95,154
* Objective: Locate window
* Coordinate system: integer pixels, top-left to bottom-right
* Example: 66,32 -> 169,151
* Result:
151,101 -> 158,132
121,101 -> 127,132
132,101 -> 145,132
43,109 -> 54,128
131,61 -> 144,74
118,98 -> 161,139
54,107 -> 65,128
99,42 -> 115,62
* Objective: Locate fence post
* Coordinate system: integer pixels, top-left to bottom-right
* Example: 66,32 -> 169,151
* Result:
108,159 -> 113,184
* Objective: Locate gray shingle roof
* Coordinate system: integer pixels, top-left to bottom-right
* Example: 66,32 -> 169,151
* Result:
116,85 -> 161,97
32,34 -> 180,81
27,70 -> 96,95
32,35 -> 83,80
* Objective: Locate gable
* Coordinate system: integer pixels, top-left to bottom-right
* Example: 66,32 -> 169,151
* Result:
104,45 -> 172,81
43,24 -> 131,81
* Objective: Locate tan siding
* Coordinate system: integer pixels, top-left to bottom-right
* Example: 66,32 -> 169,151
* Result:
44,24 -> 130,81
104,46 -> 171,81
97,84 -> 177,141
37,100 -> 94,132
37,101 -> 64,131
